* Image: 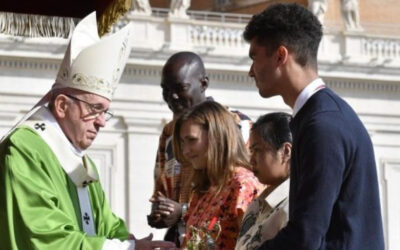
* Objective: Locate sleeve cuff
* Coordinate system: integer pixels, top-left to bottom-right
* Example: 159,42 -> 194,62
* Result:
102,239 -> 135,250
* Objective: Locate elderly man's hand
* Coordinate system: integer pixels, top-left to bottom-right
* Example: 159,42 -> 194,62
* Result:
134,233 -> 176,250
153,192 -> 183,227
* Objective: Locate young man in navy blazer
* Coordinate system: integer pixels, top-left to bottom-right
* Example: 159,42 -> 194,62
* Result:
244,3 -> 384,250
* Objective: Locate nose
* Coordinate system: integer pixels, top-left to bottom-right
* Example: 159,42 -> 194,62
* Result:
182,144 -> 190,158
171,93 -> 179,100
165,90 -> 179,104
248,64 -> 254,78
94,113 -> 106,127
250,154 -> 256,169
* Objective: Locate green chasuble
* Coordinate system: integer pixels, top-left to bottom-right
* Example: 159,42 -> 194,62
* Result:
0,126 -> 129,250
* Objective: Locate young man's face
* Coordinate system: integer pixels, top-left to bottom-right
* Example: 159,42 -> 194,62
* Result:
248,38 -> 281,98
161,62 -> 206,116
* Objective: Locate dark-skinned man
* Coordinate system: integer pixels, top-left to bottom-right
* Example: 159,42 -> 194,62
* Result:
147,51 -> 252,246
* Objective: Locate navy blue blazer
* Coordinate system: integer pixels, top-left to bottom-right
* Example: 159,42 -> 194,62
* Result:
257,88 -> 384,250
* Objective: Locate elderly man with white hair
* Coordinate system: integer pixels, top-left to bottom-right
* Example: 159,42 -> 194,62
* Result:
0,12 -> 175,250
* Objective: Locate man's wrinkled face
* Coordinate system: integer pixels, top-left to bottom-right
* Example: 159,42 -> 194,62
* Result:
61,93 -> 110,150
161,62 -> 206,116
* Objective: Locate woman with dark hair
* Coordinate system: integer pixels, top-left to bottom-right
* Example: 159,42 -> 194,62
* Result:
236,112 -> 292,250
172,101 -> 262,249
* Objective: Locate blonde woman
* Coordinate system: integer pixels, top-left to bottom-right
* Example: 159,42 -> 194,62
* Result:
172,101 -> 262,249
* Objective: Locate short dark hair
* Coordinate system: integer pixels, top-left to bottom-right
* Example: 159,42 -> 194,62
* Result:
243,3 -> 322,68
163,51 -> 206,79
251,112 -> 292,150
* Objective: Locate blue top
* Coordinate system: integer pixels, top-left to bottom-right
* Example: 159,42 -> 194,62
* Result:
257,88 -> 384,250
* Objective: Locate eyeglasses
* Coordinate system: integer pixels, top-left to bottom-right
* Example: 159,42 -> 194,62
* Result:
65,94 -> 114,121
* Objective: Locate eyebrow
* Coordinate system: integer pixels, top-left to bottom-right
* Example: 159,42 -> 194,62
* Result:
249,143 -> 258,151
174,82 -> 191,87
248,46 -> 255,59
183,134 -> 196,140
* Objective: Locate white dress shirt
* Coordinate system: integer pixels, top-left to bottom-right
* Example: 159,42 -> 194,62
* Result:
292,78 -> 326,117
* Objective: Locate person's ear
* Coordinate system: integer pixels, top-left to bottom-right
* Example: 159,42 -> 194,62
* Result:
52,94 -> 69,119
200,76 -> 209,93
275,45 -> 289,66
281,142 -> 292,164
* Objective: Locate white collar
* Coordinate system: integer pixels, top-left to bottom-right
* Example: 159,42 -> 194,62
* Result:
33,106 -> 84,156
292,78 -> 326,117
265,178 -> 289,208
27,106 -> 97,235
26,106 -> 98,187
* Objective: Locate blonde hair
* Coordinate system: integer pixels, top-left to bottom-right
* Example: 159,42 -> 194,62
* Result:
173,101 -> 251,193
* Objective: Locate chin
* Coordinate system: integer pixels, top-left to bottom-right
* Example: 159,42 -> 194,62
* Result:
80,141 -> 93,150
79,145 -> 90,150
255,175 -> 265,184
259,90 -> 275,98
257,88 -> 266,97
170,105 -> 185,114
193,164 -> 205,170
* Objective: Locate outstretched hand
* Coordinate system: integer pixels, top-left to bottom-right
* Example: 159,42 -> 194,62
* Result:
152,192 -> 183,227
134,233 -> 176,250
148,194 -> 167,228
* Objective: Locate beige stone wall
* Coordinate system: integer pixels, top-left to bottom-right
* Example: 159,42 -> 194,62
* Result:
357,0 -> 400,24
324,0 -> 400,36
225,0 -> 308,13
359,0 -> 400,35
149,0 -> 400,36
149,0 -> 215,10
149,0 -> 168,8
190,0 -> 215,10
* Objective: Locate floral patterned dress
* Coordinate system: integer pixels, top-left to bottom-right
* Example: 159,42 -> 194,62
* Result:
184,166 -> 262,249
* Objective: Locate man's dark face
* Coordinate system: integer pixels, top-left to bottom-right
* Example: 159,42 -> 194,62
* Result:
161,62 -> 207,115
